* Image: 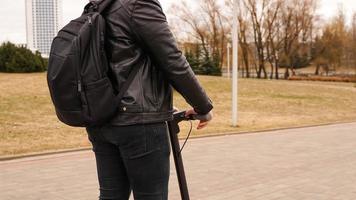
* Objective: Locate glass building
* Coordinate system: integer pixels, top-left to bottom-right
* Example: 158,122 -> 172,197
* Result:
25,0 -> 62,57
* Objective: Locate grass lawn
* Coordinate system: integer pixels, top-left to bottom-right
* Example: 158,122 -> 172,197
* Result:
1,73 -> 356,157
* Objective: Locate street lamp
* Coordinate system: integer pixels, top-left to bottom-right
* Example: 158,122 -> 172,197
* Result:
227,42 -> 231,79
232,0 -> 239,127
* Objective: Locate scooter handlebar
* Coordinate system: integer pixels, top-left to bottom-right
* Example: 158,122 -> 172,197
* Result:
173,111 -> 212,122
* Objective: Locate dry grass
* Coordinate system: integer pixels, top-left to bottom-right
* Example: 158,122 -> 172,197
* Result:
294,65 -> 356,75
289,75 -> 356,82
1,73 -> 356,156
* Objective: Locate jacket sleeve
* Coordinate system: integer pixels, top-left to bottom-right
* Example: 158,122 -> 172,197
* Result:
130,0 -> 213,114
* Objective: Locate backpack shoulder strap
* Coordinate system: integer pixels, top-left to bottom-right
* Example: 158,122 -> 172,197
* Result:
96,0 -> 115,13
114,63 -> 141,105
83,0 -> 139,106
84,0 -> 114,14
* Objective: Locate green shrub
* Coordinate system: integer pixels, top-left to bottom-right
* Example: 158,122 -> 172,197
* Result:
184,45 -> 222,76
199,55 -> 222,76
0,42 -> 47,73
278,52 -> 311,69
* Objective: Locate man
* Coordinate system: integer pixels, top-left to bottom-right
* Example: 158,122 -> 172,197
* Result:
86,0 -> 213,199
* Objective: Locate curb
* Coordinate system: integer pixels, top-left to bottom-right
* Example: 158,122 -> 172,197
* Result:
0,147 -> 92,162
1,121 -> 355,162
188,120 -> 356,140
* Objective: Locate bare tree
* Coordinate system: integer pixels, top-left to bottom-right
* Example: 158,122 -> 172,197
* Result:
171,0 -> 335,79
225,0 -> 254,77
243,0 -> 270,78
313,5 -> 348,75
171,0 -> 230,69
238,14 -> 251,78
264,0 -> 283,79
279,0 -> 317,79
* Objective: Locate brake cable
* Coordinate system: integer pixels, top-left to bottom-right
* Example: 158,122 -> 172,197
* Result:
179,120 -> 193,153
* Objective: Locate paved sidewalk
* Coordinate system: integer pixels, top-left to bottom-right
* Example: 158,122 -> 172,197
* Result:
1,123 -> 356,200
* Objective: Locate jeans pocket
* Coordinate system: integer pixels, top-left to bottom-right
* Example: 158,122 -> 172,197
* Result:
160,123 -> 171,156
86,126 -> 99,143
126,123 -> 169,160
150,122 -> 171,156
129,149 -> 159,159
86,125 -> 108,143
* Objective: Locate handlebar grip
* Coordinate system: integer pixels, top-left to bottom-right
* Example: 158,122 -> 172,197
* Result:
191,113 -> 212,121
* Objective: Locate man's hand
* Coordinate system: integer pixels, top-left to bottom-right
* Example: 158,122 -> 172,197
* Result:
185,109 -> 213,130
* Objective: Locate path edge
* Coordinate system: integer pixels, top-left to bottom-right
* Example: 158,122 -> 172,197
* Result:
1,121 -> 355,161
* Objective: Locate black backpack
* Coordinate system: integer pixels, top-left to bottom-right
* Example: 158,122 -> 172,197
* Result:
47,0 -> 139,127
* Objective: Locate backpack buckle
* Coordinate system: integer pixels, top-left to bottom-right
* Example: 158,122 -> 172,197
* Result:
91,3 -> 98,11
84,1 -> 99,13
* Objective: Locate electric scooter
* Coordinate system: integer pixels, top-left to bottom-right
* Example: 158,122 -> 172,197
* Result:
168,111 -> 212,200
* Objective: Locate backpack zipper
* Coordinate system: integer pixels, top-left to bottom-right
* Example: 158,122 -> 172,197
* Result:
87,16 -> 92,25
78,80 -> 82,92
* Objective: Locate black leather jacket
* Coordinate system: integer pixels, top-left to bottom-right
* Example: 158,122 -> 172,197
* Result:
104,0 -> 213,126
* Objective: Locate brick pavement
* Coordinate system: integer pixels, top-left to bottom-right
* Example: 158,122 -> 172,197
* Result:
1,122 -> 356,200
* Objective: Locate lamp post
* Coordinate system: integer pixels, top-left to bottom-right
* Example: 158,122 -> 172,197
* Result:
227,43 -> 231,79
232,0 -> 239,127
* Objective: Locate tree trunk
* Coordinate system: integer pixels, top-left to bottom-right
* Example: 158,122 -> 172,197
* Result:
275,59 -> 279,79
284,67 -> 290,79
244,54 -> 250,78
269,61 -> 274,79
262,62 -> 268,78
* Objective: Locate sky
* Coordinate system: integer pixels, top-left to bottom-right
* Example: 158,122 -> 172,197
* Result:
0,0 -> 355,44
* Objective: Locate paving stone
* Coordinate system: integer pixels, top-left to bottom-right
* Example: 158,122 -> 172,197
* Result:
1,123 -> 356,199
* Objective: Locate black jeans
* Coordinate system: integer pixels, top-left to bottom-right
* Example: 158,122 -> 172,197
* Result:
86,122 -> 171,200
